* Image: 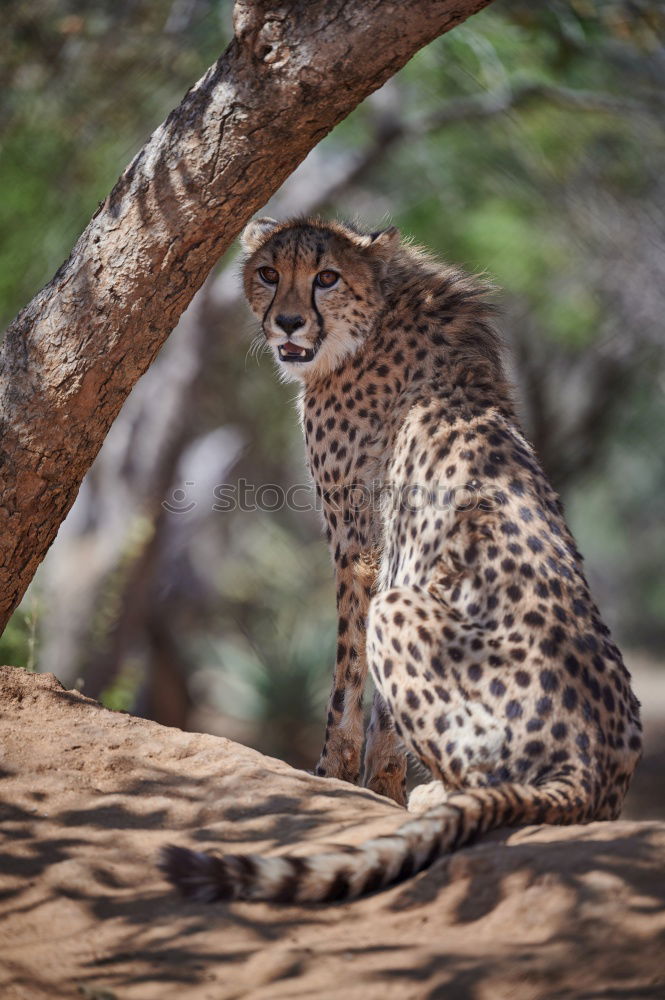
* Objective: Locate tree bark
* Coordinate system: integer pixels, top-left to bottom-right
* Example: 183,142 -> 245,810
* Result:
0,0 -> 493,633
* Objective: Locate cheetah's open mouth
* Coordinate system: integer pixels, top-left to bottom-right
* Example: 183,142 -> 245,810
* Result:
278,342 -> 316,363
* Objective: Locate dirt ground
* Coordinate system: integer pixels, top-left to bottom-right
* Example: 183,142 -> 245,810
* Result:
1,663 -> 664,1000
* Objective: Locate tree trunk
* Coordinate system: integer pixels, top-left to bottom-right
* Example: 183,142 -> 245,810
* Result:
0,0 -> 493,633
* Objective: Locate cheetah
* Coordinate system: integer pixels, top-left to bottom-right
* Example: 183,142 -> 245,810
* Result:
160,217 -> 642,903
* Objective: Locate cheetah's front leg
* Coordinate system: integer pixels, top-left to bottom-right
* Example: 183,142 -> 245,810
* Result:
363,690 -> 407,806
315,551 -> 373,785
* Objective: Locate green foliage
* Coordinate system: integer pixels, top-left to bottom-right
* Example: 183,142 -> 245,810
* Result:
341,7 -> 664,359
568,382 -> 665,649
0,599 -> 38,669
0,0 -> 233,328
190,514 -> 335,764
99,659 -> 143,712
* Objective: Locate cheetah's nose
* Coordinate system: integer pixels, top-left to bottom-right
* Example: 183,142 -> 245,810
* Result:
275,314 -> 305,334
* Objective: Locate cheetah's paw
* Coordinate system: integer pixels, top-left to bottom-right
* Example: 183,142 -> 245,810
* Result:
407,781 -> 449,814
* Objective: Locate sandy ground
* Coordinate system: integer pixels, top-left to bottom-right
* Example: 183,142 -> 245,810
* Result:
1,664 -> 664,1000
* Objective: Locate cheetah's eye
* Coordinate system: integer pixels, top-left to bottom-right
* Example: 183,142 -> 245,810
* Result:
315,270 -> 339,289
258,266 -> 279,285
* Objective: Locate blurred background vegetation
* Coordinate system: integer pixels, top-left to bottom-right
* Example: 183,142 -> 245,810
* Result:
1,2 -> 664,793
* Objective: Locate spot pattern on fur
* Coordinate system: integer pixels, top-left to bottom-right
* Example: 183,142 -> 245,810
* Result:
160,217 -> 642,904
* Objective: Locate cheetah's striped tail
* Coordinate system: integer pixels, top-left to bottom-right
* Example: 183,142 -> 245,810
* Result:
159,781 -> 580,904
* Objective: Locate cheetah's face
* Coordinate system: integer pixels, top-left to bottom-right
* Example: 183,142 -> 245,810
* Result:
241,218 -> 399,381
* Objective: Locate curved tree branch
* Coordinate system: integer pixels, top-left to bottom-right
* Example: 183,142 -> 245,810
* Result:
0,0 -> 495,632
315,81 -> 661,207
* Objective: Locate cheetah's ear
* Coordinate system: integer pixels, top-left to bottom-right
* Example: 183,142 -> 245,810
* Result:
367,226 -> 400,257
241,217 -> 279,253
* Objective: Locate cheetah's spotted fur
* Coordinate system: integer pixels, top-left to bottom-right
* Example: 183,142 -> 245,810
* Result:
161,217 -> 642,904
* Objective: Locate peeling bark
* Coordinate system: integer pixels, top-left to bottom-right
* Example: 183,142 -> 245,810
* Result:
0,0 -> 493,632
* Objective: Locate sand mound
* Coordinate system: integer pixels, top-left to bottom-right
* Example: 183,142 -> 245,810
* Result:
1,665 -> 664,999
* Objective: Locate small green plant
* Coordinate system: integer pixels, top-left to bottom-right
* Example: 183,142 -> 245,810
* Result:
0,597 -> 39,670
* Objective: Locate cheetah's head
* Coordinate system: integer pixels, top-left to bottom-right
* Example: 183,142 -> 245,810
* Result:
241,217 -> 400,381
